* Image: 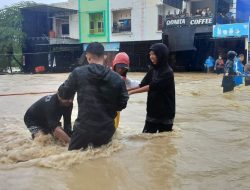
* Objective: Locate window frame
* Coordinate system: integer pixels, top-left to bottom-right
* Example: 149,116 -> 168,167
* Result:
88,11 -> 105,36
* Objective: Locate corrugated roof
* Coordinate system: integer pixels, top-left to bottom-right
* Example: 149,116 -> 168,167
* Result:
20,4 -> 77,14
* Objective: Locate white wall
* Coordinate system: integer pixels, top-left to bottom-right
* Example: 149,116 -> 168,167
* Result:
110,0 -> 177,42
51,0 -> 78,10
69,14 -> 79,39
50,0 -> 79,40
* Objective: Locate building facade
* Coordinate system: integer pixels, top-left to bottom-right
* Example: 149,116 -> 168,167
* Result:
110,0 -> 167,71
110,0 -> 165,42
78,0 -> 110,43
212,0 -> 249,65
21,4 -> 82,73
162,0 -> 217,71
76,0 -> 168,70
52,0 -> 79,40
77,0 -> 180,71
40,0 -> 250,72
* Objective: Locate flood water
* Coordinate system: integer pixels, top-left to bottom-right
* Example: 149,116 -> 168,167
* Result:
0,73 -> 249,190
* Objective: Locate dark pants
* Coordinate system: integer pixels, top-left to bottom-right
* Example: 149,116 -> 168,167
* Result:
222,76 -> 235,93
215,68 -> 224,74
245,80 -> 250,86
142,121 -> 173,133
68,126 -> 115,151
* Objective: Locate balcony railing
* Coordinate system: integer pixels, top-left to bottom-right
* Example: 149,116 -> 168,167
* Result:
27,36 -> 79,45
215,13 -> 245,24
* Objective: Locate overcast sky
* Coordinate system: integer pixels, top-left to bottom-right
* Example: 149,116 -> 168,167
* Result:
0,0 -> 67,8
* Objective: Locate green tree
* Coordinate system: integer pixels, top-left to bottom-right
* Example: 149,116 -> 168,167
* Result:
0,1 -> 36,72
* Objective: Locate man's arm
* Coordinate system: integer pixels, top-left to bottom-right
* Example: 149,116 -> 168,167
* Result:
53,126 -> 70,144
140,69 -> 153,87
128,85 -> 149,95
117,81 -> 129,111
128,70 -> 152,93
214,60 -> 218,70
127,86 -> 140,91
47,115 -> 70,144
63,105 -> 73,137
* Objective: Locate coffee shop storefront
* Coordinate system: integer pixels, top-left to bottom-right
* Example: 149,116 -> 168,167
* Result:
163,16 -> 215,71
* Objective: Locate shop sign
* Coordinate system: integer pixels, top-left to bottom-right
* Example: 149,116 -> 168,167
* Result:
213,23 -> 249,38
165,16 -> 213,27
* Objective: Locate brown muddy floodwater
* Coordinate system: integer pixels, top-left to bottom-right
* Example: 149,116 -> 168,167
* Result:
0,73 -> 249,190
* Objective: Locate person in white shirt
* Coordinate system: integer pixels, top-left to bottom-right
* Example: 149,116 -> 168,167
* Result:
112,52 -> 140,89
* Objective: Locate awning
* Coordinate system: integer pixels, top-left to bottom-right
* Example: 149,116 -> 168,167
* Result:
20,4 -> 77,16
210,36 -> 246,41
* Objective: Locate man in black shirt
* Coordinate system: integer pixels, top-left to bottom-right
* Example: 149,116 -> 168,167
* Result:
24,84 -> 74,143
60,42 -> 129,150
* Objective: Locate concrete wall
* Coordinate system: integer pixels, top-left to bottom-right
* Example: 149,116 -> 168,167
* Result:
51,0 -> 78,10
110,0 -> 177,42
69,14 -> 79,39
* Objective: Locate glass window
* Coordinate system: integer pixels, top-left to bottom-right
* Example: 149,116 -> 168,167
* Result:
89,12 -> 104,34
62,24 -> 69,35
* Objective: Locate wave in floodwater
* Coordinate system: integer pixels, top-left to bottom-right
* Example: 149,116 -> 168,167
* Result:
0,119 -> 181,170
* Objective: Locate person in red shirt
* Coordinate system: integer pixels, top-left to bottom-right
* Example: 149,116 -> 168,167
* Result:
214,55 -> 224,74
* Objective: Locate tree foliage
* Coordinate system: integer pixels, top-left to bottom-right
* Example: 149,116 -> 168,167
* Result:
0,1 -> 37,71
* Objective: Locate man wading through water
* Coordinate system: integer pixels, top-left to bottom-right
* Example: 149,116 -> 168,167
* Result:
61,42 -> 129,150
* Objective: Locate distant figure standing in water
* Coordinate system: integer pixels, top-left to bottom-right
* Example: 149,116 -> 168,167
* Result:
129,43 -> 175,133
222,51 -> 237,93
244,61 -> 250,86
24,84 -> 74,143
234,54 -> 244,86
204,56 -> 215,73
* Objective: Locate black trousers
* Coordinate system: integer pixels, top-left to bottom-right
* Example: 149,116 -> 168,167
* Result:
143,121 -> 173,133
222,76 -> 235,93
245,80 -> 250,86
68,126 -> 115,151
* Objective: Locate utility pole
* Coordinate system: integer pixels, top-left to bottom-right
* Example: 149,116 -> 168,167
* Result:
7,47 -> 13,74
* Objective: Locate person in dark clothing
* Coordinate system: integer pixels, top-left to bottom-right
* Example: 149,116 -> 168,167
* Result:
129,43 -> 175,133
60,42 -> 129,150
244,62 -> 250,86
24,84 -> 74,143
222,51 -> 237,93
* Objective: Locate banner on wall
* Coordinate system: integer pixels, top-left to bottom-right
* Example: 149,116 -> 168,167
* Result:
83,42 -> 120,52
212,23 -> 249,38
